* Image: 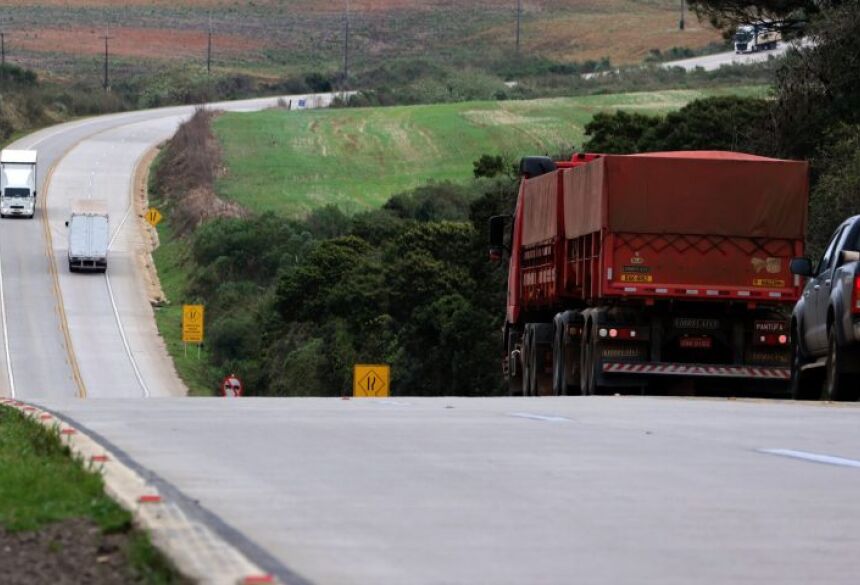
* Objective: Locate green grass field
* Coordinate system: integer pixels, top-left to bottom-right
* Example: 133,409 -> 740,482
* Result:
213,86 -> 768,216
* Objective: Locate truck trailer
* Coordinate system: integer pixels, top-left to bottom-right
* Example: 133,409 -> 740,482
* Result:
734,24 -> 781,53
490,151 -> 809,395
0,149 -> 37,219
67,200 -> 109,273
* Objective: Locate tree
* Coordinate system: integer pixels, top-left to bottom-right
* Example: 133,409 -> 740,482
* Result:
473,154 -> 509,179
583,96 -> 774,155
772,2 -> 860,157
687,0 -> 837,31
583,111 -> 662,154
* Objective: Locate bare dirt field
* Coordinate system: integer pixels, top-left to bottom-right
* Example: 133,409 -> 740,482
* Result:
0,0 -> 721,79
14,27 -> 263,60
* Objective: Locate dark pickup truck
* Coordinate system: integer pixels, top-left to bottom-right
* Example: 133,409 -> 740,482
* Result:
790,215 -> 860,400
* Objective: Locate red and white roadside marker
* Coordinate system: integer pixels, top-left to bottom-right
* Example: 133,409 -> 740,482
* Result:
221,374 -> 243,398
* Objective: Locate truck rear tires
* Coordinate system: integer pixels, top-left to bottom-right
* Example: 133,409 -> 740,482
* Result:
824,330 -> 860,402
580,323 -> 599,395
506,329 -> 523,396
522,323 -> 553,396
553,312 -> 581,395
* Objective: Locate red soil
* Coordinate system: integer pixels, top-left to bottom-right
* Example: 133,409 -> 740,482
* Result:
11,27 -> 263,60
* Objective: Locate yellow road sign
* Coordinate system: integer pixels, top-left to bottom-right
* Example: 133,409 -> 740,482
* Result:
145,207 -> 163,227
353,364 -> 390,397
182,305 -> 204,344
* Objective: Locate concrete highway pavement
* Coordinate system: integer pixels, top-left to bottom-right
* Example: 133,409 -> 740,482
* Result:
33,396 -> 860,585
0,93 -> 338,400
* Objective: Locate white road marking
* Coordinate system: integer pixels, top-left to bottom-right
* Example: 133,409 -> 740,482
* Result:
104,273 -> 149,397
102,149 -> 151,398
758,448 -> 860,469
0,248 -> 14,398
509,412 -> 570,422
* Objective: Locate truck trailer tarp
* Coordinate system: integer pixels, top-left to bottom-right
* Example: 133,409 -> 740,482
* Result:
562,152 -> 808,240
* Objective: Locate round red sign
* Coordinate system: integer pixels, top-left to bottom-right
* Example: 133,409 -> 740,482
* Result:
221,374 -> 243,398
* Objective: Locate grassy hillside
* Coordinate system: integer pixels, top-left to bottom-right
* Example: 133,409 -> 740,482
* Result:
5,1 -> 720,83
213,86 -> 768,216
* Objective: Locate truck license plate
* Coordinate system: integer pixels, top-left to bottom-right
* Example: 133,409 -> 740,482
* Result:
680,336 -> 712,349
620,273 -> 653,283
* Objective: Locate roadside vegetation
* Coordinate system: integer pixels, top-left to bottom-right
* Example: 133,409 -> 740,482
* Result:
0,406 -> 184,583
151,85 -> 763,396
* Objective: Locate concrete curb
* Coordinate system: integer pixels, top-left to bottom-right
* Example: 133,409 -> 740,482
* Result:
0,398 -> 277,585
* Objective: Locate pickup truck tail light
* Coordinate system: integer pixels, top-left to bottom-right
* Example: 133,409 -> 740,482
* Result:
854,275 -> 860,314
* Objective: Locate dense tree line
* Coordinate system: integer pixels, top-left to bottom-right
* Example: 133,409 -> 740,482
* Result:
165,177 -> 517,396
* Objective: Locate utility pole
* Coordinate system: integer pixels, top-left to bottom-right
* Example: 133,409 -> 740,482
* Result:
0,31 -> 6,83
101,25 -> 112,92
343,0 -> 350,87
515,0 -> 522,52
679,0 -> 685,31
207,12 -> 212,75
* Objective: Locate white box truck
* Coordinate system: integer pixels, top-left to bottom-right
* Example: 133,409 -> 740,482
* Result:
66,200 -> 109,273
0,149 -> 37,219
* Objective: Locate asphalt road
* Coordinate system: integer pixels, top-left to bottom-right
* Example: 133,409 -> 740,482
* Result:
33,396 -> 860,585
662,42 -> 792,71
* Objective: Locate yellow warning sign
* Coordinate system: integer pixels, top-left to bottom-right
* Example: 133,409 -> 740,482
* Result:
182,305 -> 204,344
353,364 -> 390,397
145,208 -> 163,227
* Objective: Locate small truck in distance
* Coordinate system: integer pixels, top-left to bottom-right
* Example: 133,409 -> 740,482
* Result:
490,151 -> 809,396
790,215 -> 860,400
66,200 -> 109,273
0,149 -> 37,219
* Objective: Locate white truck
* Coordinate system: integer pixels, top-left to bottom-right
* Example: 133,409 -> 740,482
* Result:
66,200 -> 109,273
0,149 -> 37,219
734,24 -> 781,53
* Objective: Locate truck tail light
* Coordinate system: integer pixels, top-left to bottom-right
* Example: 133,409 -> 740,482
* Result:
754,333 -> 790,346
853,275 -> 860,314
601,327 -> 641,340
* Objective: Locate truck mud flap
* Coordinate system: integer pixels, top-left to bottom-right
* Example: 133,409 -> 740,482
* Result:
603,362 -> 790,380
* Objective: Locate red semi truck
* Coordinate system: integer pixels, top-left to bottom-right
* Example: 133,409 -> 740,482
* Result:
489,151 -> 809,395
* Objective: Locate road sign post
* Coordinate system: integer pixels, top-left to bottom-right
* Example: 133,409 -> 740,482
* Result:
353,364 -> 390,397
182,305 -> 204,358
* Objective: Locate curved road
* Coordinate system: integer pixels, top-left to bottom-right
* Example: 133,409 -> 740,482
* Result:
3,94 -> 860,584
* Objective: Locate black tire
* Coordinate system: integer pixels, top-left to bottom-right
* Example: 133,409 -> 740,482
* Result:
507,329 -> 523,396
790,330 -> 820,400
581,325 -> 595,395
522,327 -> 533,397
824,329 -> 860,401
552,321 -> 566,395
